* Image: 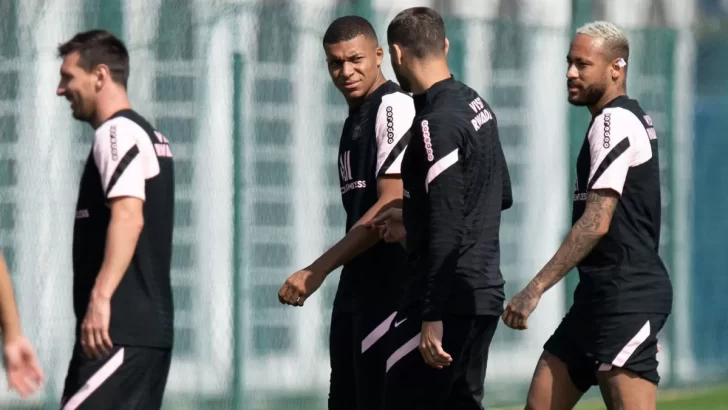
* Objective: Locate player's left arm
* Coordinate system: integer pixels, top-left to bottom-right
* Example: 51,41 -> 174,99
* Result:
91,122 -> 153,301
419,115 -> 466,323
503,110 -> 637,329
82,121 -> 156,357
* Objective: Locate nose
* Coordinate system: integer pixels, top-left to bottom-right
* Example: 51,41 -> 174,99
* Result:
566,64 -> 579,79
56,86 -> 66,97
341,61 -> 355,79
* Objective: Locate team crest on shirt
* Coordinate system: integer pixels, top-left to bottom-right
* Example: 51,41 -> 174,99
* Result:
352,125 -> 361,141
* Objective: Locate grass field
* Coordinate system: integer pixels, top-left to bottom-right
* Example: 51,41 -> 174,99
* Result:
496,385 -> 728,410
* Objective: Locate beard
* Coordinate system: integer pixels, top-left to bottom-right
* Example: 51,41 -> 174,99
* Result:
567,81 -> 606,107
392,65 -> 412,93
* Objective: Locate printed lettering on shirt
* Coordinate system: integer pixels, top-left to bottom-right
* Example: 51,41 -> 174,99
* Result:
110,125 -> 119,161
154,131 -> 173,158
602,113 -> 612,148
422,120 -> 434,162
376,92 -> 415,176
339,150 -> 352,182
643,115 -> 657,140
339,149 -> 366,194
468,97 -> 492,132
386,106 -> 394,144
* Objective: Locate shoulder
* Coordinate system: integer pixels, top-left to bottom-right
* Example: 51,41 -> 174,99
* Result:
93,116 -> 156,158
592,106 -> 645,131
94,116 -> 147,143
376,91 -> 415,118
589,107 -> 646,144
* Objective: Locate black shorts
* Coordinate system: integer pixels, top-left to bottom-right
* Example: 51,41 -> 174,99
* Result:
544,308 -> 668,392
60,344 -> 172,410
329,309 -> 398,410
383,309 -> 499,410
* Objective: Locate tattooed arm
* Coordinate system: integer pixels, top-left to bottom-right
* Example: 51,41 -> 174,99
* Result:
501,189 -> 619,329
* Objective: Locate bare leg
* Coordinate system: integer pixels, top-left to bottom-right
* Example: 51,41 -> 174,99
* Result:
524,351 -> 584,410
597,367 -> 657,410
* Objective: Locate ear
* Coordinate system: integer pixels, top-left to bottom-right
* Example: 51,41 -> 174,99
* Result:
392,44 -> 404,65
375,45 -> 383,67
444,37 -> 450,55
94,64 -> 111,89
611,57 -> 626,81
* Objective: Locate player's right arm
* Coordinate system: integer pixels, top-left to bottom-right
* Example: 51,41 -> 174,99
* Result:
0,253 -> 43,396
278,93 -> 415,307
503,108 -> 642,330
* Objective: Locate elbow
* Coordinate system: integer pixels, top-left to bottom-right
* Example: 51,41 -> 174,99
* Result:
115,212 -> 144,232
501,196 -> 513,210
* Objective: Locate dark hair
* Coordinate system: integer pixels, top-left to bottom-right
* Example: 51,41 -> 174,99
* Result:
387,7 -> 446,58
323,15 -> 378,46
57,30 -> 130,88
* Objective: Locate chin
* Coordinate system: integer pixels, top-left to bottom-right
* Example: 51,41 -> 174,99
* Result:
567,96 -> 588,107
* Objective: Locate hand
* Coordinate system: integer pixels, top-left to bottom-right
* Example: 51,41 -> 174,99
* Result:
278,268 -> 326,307
419,321 -> 452,369
366,208 -> 406,243
3,335 -> 43,397
502,285 -> 542,330
81,294 -> 114,359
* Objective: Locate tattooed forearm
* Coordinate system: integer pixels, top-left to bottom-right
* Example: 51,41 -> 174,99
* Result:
525,189 -> 619,295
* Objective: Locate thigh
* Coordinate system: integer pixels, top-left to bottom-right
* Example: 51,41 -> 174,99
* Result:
328,310 -> 357,410
527,310 -> 592,410
383,311 -> 480,410
446,315 -> 500,410
525,352 -> 584,410
356,310 -> 398,410
595,313 -> 668,410
61,345 -> 171,410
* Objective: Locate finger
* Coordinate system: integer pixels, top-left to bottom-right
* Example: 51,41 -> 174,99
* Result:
94,328 -> 111,357
420,344 -> 442,369
278,284 -> 289,304
282,285 -> 296,305
29,356 -> 44,384
9,374 -> 31,397
102,328 -> 114,351
81,328 -> 93,358
433,344 -> 453,364
501,308 -> 514,328
285,287 -> 300,305
295,295 -> 306,307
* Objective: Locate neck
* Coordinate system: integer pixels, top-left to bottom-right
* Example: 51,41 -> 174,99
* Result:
588,86 -> 626,116
409,57 -> 451,95
91,88 -> 132,129
347,70 -> 386,109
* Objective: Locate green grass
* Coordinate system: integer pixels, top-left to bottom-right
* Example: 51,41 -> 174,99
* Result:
497,385 -> 728,410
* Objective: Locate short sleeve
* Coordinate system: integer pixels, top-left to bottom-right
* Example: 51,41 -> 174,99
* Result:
587,109 -> 641,195
93,119 -> 147,201
375,92 -> 415,176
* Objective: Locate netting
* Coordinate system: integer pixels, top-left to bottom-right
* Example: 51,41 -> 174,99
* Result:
0,0 -> 723,409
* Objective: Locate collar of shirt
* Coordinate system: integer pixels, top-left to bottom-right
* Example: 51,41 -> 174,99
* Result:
348,80 -> 395,115
413,75 -> 456,113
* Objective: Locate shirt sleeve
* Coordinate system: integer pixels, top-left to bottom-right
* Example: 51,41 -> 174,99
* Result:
418,115 -> 466,322
498,141 -> 513,210
587,109 -> 639,195
93,119 -> 146,201
375,92 -> 416,177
